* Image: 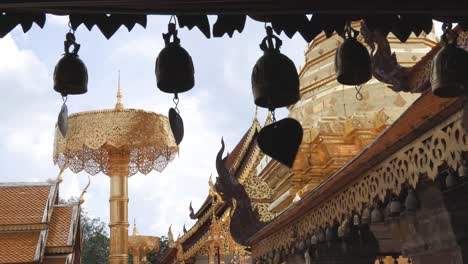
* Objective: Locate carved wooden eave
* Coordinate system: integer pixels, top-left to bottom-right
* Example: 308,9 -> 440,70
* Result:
246,92 -> 465,258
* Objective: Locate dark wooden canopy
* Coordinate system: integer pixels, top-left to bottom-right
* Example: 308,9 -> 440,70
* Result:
2,0 -> 468,15
1,0 -> 468,40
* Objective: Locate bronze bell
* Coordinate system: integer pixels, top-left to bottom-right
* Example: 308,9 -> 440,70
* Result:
156,23 -> 194,94
252,26 -> 299,109
431,25 -> 468,98
335,23 -> 371,86
54,32 -> 88,96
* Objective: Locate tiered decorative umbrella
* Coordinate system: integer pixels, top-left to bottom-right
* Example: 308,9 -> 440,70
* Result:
53,79 -> 178,264
129,220 -> 160,264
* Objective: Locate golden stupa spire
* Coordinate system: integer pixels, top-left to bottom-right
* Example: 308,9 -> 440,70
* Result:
115,70 -> 124,111
132,219 -> 139,236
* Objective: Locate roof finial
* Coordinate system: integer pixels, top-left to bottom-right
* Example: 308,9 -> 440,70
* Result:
115,70 -> 124,111
254,106 -> 258,122
56,167 -> 65,184
79,175 -> 91,205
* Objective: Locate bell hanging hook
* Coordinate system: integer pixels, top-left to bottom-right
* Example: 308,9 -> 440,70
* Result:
260,25 -> 282,52
269,109 -> 277,123
173,93 -> 180,114
354,85 -> 364,101
441,22 -> 458,45
169,15 -> 178,27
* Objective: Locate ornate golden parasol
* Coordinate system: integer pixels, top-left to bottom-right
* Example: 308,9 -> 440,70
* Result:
129,220 -> 160,264
53,77 -> 178,264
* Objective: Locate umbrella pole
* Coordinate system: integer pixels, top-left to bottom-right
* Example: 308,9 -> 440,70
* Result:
108,146 -> 129,264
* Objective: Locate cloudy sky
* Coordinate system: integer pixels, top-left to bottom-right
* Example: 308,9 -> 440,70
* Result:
0,15 -> 307,237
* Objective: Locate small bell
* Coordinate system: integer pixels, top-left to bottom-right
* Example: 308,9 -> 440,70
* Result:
390,198 -> 401,216
310,235 -> 318,246
371,207 -> 383,223
445,168 -> 458,188
252,26 -> 300,109
431,23 -> 468,98
405,189 -> 418,211
156,22 -> 194,94
335,22 -> 372,86
361,207 -> 370,224
325,226 -> 335,245
317,229 -> 325,243
54,32 -> 88,96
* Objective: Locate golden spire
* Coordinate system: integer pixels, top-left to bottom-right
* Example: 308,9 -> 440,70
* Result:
115,70 -> 124,111
132,219 -> 139,236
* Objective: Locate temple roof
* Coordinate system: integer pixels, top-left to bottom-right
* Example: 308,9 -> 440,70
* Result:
165,117 -> 262,262
0,181 -> 81,263
0,182 -> 56,226
46,205 -> 77,249
0,231 -> 42,263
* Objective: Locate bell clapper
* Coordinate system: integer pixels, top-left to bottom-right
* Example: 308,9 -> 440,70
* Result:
57,95 -> 69,137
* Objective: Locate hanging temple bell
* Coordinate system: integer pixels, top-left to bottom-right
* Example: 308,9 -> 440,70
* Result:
155,22 -> 195,94
431,23 -> 468,98
155,22 -> 195,145
54,32 -> 88,96
252,26 -> 302,168
252,26 -> 300,110
335,22 -> 372,86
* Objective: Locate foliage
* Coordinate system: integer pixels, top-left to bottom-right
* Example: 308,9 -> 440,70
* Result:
80,210 -> 110,264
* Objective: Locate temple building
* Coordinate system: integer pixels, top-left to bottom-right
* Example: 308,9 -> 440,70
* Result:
0,179 -> 82,263
161,114 -> 274,264
161,23 -> 468,264
213,26 -> 468,264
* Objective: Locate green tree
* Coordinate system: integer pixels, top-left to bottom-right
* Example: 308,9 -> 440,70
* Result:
81,211 -> 110,264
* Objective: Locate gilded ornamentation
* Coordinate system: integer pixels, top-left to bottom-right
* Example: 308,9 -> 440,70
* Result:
253,111 -> 468,258
182,208 -> 248,260
53,108 -> 178,176
231,121 -> 260,174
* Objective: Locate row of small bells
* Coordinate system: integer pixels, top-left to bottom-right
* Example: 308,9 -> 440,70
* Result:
51,20 -> 468,167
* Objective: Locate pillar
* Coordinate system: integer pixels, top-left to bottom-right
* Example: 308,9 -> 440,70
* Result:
108,146 -> 129,264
